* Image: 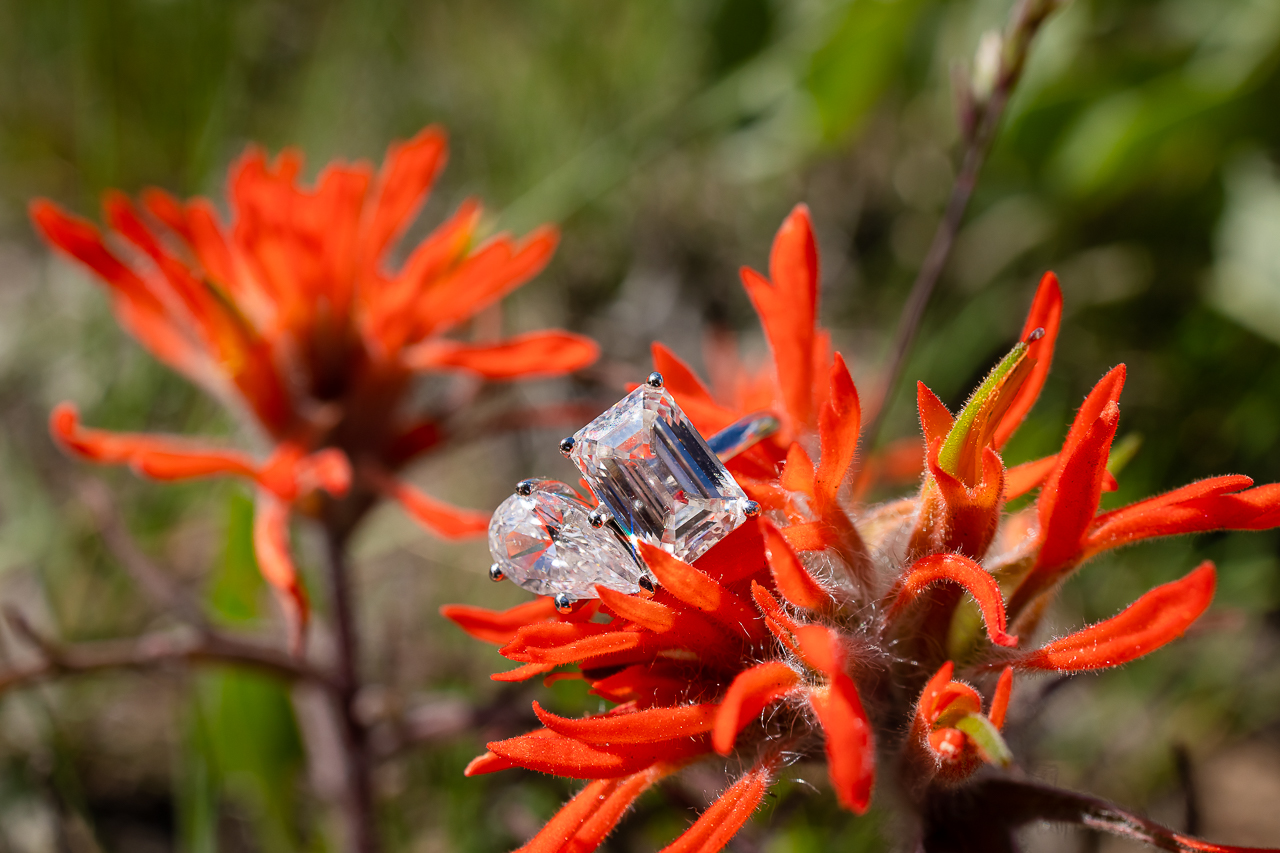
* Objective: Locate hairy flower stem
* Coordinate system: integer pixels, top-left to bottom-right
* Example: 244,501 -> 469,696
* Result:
324,527 -> 380,853
863,0 -> 1063,455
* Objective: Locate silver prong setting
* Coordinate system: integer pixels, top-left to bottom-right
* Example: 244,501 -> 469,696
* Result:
553,593 -> 574,613
587,507 -> 612,529
559,436 -> 576,457
646,371 -> 664,389
489,564 -> 506,582
744,500 -> 761,518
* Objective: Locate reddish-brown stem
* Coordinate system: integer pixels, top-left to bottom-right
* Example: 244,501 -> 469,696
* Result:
324,527 -> 380,853
924,776 -> 1279,852
862,0 -> 1063,455
0,619 -> 336,693
35,478 -> 385,852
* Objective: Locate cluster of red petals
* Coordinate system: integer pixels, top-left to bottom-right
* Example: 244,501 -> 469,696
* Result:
906,663 -> 1013,787
449,524 -> 874,852
448,205 -> 1280,853
33,127 -> 598,634
651,208 -> 923,508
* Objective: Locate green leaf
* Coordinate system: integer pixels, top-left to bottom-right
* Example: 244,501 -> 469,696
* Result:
205,492 -> 264,626
938,341 -> 1029,477
1106,432 -> 1143,478
182,492 -> 311,852
954,713 -> 1014,768
195,670 -> 308,853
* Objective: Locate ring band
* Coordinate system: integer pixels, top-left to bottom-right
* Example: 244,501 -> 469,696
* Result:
706,411 -> 782,462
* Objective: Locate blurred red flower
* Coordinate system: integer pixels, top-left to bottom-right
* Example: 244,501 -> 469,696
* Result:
32,127 -> 598,639
446,206 -> 1280,853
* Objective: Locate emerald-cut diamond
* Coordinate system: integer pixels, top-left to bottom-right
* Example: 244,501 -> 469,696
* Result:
488,482 -> 647,597
569,383 -> 750,563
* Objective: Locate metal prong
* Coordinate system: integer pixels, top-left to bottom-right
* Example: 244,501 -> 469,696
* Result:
559,436 -> 576,457
489,564 -> 506,582
646,371 -> 664,389
637,576 -> 655,593
744,500 -> 761,518
588,508 -> 612,529
553,593 -> 574,613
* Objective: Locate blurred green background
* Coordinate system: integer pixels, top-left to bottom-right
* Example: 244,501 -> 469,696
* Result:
1,0 -> 1280,850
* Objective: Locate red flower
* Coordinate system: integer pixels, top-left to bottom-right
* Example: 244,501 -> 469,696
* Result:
651,208 -> 923,507
33,127 -> 598,638
447,206 -> 1280,853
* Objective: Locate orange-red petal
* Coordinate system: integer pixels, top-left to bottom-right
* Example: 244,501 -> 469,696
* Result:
533,701 -> 718,745
917,382 -> 954,447
815,353 -> 861,511
658,762 -> 773,853
809,672 -> 875,813
516,767 -> 666,853
763,523 -> 830,610
416,228 -> 559,337
993,272 -> 1063,448
1084,477 -> 1280,558
750,582 -> 805,658
791,624 -> 875,812
379,475 -> 490,539
740,206 -> 819,432
989,666 -> 1014,729
779,521 -> 828,552
492,662 -> 558,682
1035,400 -> 1121,573
441,598 -> 561,645
595,586 -> 676,632
780,441 -> 816,495
561,767 -> 665,853
1005,454 -> 1058,500
588,664 -> 694,708
31,201 -> 206,379
252,491 -> 308,651
638,543 -> 761,640
464,750 -> 517,776
651,342 -> 739,435
51,403 -> 260,482
712,662 -> 801,755
486,728 -> 708,779
1019,562 -> 1216,672
915,661 -> 981,727
361,126 -> 449,268
516,779 -> 618,853
889,553 -> 1017,648
920,441 -> 1006,560
405,330 -> 599,379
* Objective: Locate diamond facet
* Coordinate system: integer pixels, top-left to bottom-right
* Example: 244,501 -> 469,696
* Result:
487,482 -> 647,597
570,384 -> 750,563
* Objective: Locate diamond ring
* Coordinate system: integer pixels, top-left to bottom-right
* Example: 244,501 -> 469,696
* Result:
488,372 -> 779,611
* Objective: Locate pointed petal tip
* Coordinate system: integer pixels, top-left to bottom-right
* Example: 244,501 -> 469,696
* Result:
1019,561 -> 1216,672
989,666 -> 1014,729
464,750 -> 511,777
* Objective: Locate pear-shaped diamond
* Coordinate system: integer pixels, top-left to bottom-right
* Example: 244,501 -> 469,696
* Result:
488,482 -> 647,597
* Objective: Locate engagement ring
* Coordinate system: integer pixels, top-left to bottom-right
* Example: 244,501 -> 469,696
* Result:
488,372 -> 779,611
